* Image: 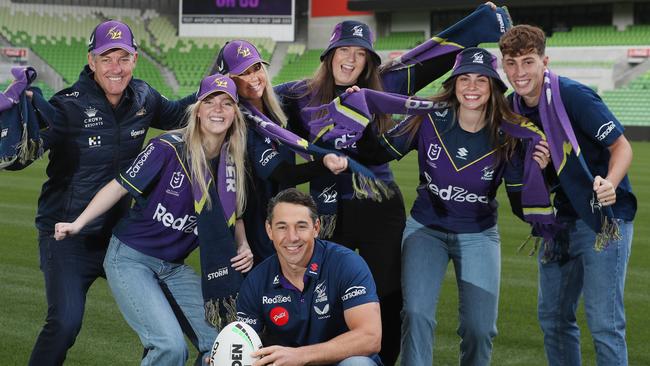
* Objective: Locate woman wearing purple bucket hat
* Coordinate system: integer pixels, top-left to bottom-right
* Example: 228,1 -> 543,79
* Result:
314,47 -> 552,365
215,40 -> 348,266
53,73 -> 253,366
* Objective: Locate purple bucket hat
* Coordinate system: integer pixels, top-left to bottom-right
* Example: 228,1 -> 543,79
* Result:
197,73 -> 239,103
444,47 -> 507,91
215,40 -> 269,76
321,20 -> 380,64
88,20 -> 137,55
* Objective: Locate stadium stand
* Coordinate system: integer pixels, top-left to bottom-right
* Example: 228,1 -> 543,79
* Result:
272,48 -> 322,84
374,31 -> 424,50
548,25 -> 650,46
603,70 -> 650,126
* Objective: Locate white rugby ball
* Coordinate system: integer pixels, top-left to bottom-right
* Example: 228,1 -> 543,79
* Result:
209,321 -> 263,366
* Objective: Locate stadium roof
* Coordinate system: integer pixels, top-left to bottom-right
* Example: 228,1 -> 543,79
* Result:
348,0 -> 650,11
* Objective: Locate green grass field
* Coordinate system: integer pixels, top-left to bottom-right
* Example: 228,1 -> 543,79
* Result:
1,140 -> 648,365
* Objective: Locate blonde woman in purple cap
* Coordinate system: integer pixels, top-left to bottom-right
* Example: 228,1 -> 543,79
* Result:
215,40 -> 347,266
53,73 -> 252,366
5,19 -> 201,365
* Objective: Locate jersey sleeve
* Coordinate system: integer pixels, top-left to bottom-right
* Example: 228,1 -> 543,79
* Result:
560,80 -> 624,147
236,276 -> 264,333
378,115 -> 419,160
247,128 -> 286,180
337,252 -> 379,311
117,139 -> 168,198
150,87 -> 197,131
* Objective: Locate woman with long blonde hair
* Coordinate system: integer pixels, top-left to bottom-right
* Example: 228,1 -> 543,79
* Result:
216,40 -> 346,264
52,73 -> 253,366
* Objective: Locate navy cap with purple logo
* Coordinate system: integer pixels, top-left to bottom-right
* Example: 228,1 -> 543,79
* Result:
197,73 -> 238,103
215,40 -> 269,76
88,20 -> 137,55
445,47 -> 507,91
321,20 -> 381,64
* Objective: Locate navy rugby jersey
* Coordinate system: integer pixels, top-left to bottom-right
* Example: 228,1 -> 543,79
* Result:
379,107 -> 522,233
243,128 -> 295,262
113,135 -> 199,261
512,76 -> 636,221
237,240 -> 380,364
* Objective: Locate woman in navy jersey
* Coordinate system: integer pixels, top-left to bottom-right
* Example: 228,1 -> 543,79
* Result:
214,40 -> 346,265
274,21 -> 406,366
53,74 -> 253,366
344,47 -> 550,366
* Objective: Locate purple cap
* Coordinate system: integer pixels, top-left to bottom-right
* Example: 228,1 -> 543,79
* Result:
197,73 -> 238,103
321,21 -> 380,64
215,40 -> 269,76
88,20 -> 137,55
444,47 -> 507,91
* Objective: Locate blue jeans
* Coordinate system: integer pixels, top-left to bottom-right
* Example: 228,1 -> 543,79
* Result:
538,219 -> 633,366
400,217 -> 500,366
103,236 -> 218,366
29,231 -> 108,366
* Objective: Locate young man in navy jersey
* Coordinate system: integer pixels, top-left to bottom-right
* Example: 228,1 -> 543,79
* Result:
499,25 -> 636,366
237,188 -> 382,366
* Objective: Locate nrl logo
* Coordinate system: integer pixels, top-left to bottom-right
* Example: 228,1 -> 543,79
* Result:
237,46 -> 251,58
84,106 -> 98,118
107,26 -> 122,40
213,77 -> 228,87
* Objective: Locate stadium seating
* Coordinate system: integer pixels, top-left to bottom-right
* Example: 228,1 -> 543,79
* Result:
374,31 -> 424,50
548,25 -> 650,46
602,70 -> 650,126
272,48 -> 322,85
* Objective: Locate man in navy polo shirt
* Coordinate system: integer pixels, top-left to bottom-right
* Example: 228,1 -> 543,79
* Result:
237,188 -> 382,366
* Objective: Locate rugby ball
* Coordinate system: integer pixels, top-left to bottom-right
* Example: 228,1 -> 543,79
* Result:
209,321 -> 263,366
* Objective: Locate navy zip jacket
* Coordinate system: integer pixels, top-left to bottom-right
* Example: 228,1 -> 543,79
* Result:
33,65 -> 195,235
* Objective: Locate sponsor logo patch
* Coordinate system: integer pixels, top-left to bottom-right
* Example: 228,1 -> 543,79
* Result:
130,128 -> 145,138
481,166 -> 494,181
596,121 -> 615,141
88,135 -> 101,147
269,306 -> 289,326
152,203 -> 198,235
236,311 -> 258,325
207,266 -> 228,280
1,128 -> 7,138
314,281 -> 328,303
456,147 -> 468,160
262,295 -> 292,305
341,286 -> 367,301
126,143 -> 155,178
318,184 -> 337,204
424,172 -> 488,204
259,148 -> 279,167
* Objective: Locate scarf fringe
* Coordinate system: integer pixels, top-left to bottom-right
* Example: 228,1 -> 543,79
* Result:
204,295 -> 238,330
319,214 -> 337,239
517,234 -> 540,257
17,136 -> 43,165
594,215 -> 621,252
351,173 -> 394,202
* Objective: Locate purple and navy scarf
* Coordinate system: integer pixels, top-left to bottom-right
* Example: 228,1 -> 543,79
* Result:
239,100 -> 392,236
161,133 -> 242,329
512,69 -> 620,253
305,88 -> 568,254
0,66 -> 41,169
380,4 -> 512,85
